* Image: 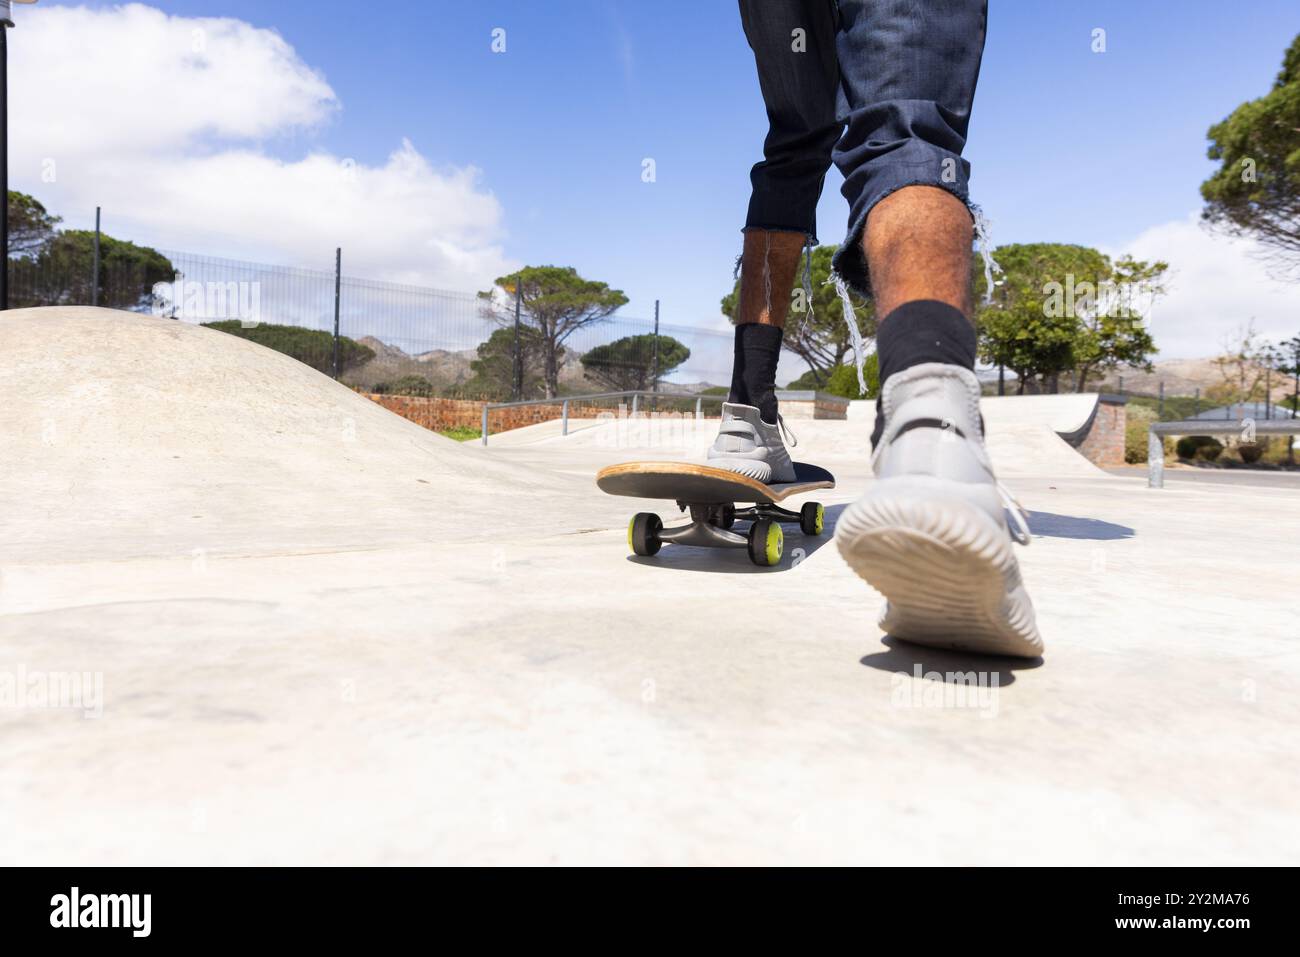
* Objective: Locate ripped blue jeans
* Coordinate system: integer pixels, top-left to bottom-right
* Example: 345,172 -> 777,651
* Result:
739,0 -> 987,298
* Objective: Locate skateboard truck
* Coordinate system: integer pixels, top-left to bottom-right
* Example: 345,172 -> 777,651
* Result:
629,500 -> 825,567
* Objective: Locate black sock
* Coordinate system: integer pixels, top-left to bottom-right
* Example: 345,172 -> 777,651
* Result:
871,300 -> 976,447
727,323 -> 783,424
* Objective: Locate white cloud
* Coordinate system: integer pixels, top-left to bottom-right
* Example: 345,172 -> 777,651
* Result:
11,3 -> 513,290
1105,214 -> 1299,359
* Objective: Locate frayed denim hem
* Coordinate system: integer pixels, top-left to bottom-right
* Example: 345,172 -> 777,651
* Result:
826,180 -> 1000,397
829,178 -> 979,301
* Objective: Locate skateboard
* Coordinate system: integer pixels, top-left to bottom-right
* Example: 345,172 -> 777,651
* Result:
596,461 -> 835,566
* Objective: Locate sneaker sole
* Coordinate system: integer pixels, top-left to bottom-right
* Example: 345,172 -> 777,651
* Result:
835,480 -> 1044,658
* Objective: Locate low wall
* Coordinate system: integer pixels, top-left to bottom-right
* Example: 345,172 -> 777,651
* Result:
367,390 -> 849,435
364,394 -> 611,434
1073,395 -> 1127,468
775,391 -> 850,420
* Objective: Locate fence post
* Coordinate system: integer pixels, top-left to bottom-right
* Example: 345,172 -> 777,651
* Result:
562,399 -> 569,436
1158,380 -> 1164,420
997,363 -> 1005,396
1148,428 -> 1164,488
92,206 -> 101,307
651,300 -> 660,413
631,393 -> 639,418
1194,387 -> 1200,417
0,22 -> 7,311
481,404 -> 489,446
332,247 -> 342,379
512,274 -> 523,401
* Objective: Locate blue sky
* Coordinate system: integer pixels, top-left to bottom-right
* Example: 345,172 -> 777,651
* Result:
16,0 -> 1300,364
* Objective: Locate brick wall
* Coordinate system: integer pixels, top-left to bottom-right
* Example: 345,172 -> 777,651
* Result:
1075,396 -> 1127,468
364,394 -> 613,434
365,394 -> 711,435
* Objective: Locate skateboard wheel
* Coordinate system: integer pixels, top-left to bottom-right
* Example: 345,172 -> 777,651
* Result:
800,502 -> 825,536
710,504 -> 736,530
629,512 -> 663,556
747,519 -> 782,567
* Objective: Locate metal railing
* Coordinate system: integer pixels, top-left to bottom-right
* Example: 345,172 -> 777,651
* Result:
1147,420 -> 1300,487
480,390 -> 727,445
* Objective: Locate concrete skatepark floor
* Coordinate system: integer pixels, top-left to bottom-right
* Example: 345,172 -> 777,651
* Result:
2,308 -> 1297,865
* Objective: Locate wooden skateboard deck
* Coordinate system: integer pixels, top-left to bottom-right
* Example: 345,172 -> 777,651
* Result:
596,461 -> 834,505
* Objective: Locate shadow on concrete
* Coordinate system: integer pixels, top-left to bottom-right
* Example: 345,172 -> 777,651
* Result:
860,635 -> 1043,687
626,503 -> 847,574
1027,510 -> 1134,541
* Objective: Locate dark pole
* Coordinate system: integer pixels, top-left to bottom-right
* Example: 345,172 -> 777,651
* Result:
1158,380 -> 1165,420
997,363 -> 1005,396
652,299 -> 660,406
92,206 -> 101,307
0,17 -> 8,311
332,247 -> 341,379
1291,341 -> 1299,465
511,275 -> 522,401
1293,340 -> 1299,415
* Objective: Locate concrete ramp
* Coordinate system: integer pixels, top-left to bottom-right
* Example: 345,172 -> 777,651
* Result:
0,307 -> 567,562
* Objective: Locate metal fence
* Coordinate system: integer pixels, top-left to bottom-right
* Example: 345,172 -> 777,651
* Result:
6,245 -> 738,401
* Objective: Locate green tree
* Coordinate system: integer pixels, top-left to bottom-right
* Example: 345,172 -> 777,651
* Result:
7,191 -> 61,257
580,333 -> 690,392
479,267 -> 628,398
974,244 -> 1090,392
1200,34 -> 1300,277
973,243 -> 1163,393
460,325 -> 554,400
1069,255 -> 1166,391
720,244 -> 873,387
10,230 -> 174,311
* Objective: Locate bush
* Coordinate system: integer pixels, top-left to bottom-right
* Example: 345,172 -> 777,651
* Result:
1175,435 -> 1222,460
785,354 -> 880,399
1238,442 -> 1265,464
203,321 -> 374,376
1124,404 -> 1159,463
373,375 -> 436,397
822,354 -> 881,400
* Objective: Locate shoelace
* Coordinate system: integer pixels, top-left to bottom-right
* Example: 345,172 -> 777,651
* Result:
776,414 -> 798,449
997,481 -> 1033,546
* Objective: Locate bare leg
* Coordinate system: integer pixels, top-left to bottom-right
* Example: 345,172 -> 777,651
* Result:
736,229 -> 807,329
863,186 -> 973,320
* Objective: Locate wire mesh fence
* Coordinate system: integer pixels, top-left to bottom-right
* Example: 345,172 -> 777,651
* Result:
7,247 -> 737,402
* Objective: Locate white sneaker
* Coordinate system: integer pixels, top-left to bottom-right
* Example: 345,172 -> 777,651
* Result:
706,402 -> 797,485
835,363 -> 1043,657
